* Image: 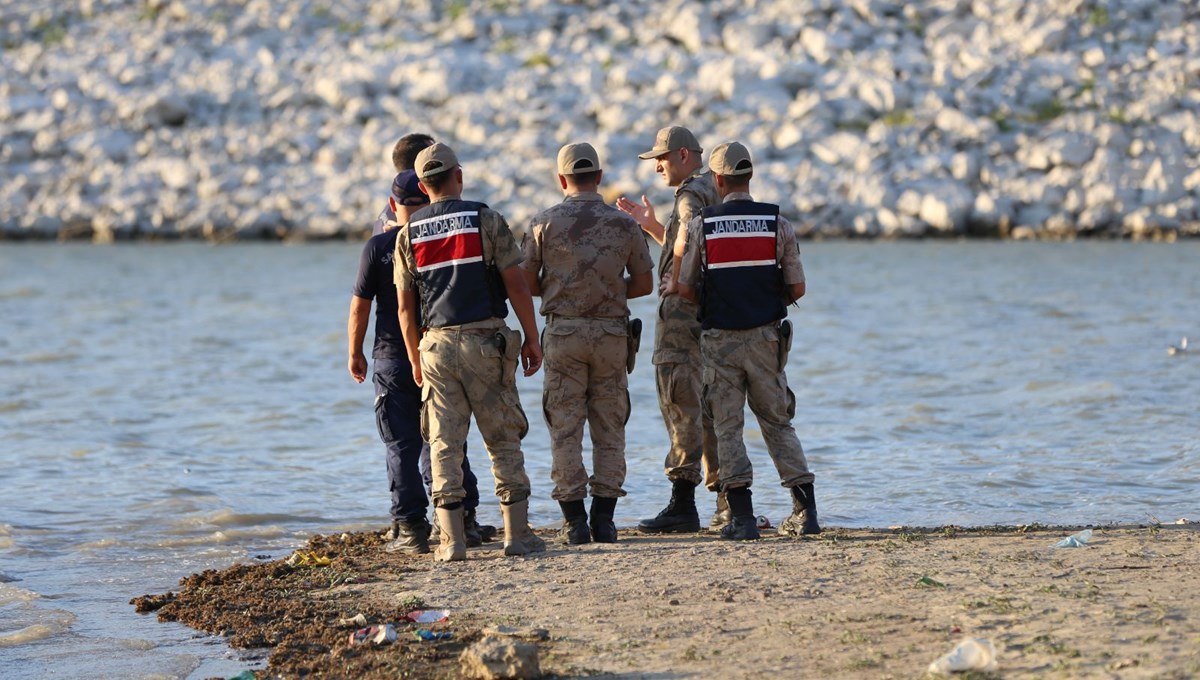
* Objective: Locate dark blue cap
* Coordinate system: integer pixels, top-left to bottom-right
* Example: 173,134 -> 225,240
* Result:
391,170 -> 427,206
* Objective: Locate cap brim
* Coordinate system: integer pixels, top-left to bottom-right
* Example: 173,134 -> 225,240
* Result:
637,148 -> 668,160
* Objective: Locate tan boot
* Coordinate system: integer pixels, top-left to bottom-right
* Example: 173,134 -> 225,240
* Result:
433,506 -> 467,562
501,499 -> 546,556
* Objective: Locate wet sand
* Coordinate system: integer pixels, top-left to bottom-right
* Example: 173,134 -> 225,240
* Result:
133,523 -> 1200,679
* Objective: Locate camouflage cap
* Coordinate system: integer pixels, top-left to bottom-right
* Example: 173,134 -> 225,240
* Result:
557,142 -> 602,175
637,126 -> 702,160
709,141 -> 753,176
414,142 -> 460,179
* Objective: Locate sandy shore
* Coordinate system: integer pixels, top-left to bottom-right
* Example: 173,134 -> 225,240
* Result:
133,523 -> 1200,678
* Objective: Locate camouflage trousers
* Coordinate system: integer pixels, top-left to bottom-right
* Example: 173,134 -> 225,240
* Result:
542,316 -> 630,501
419,323 -> 532,506
699,324 -> 814,490
653,294 -> 719,490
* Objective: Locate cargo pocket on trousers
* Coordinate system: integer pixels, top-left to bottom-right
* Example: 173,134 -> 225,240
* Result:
782,377 -> 796,420
505,390 -> 529,440
478,334 -> 507,387
503,327 -> 522,387
541,370 -> 562,432
418,383 -> 432,443
700,366 -> 715,421
374,392 -> 395,444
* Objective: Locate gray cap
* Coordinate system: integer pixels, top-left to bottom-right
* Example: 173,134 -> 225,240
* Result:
414,142 -> 460,179
709,141 -> 753,176
637,126 -> 702,160
557,142 -> 602,175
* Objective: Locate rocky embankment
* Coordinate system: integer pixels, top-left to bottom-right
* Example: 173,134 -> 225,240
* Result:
3,0 -> 1199,241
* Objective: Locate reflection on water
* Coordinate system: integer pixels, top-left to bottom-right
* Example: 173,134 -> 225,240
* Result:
0,241 -> 1198,676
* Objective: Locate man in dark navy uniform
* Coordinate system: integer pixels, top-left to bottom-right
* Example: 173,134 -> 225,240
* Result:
347,169 -> 492,554
675,141 -> 820,541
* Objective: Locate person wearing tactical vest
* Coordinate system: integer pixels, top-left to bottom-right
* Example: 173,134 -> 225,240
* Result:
393,142 -> 546,561
349,166 -> 496,556
616,126 -> 726,534
522,143 -> 655,545
675,141 -> 821,541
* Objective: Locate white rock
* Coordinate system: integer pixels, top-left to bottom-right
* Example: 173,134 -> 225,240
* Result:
935,108 -> 984,140
1082,46 -> 1106,68
799,27 -> 831,64
919,182 -> 974,232
810,131 -> 866,166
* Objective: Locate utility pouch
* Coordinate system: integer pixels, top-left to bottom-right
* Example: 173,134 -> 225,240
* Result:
626,318 -> 642,374
778,319 -> 793,372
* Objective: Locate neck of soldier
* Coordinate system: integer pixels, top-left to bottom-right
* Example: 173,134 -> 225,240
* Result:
564,181 -> 599,195
715,177 -> 750,201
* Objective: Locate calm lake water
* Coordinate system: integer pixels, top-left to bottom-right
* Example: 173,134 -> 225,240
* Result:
1,241 -> 1197,677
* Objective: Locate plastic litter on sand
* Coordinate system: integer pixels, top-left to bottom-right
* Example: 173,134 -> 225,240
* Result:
927,637 -> 997,675
286,550 -> 331,567
1053,528 -> 1093,548
337,613 -> 368,627
404,609 -> 450,624
349,624 -> 397,646
415,628 -> 453,641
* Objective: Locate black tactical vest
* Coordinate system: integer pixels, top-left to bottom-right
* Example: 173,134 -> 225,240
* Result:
699,200 -> 786,330
407,200 -> 508,328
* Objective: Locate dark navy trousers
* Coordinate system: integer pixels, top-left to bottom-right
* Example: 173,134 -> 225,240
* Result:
373,358 -> 479,522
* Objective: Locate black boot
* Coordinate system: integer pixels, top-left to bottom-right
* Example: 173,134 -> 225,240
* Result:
384,517 -> 432,554
455,509 -> 497,543
637,479 -> 701,533
780,483 -> 821,536
478,520 -> 498,542
709,490 -> 731,530
589,497 -> 618,543
463,508 -> 484,548
719,487 -> 760,541
557,500 -> 591,545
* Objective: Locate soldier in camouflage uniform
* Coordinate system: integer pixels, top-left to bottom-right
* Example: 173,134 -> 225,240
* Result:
676,141 -> 820,541
616,126 -> 725,533
394,143 -> 546,561
522,143 -> 655,545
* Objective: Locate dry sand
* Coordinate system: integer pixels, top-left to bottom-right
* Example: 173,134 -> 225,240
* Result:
135,523 -> 1200,679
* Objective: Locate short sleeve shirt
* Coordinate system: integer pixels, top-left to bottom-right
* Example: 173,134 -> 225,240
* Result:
521,192 -> 654,318
393,196 -> 524,292
677,191 -> 805,288
351,229 -> 410,363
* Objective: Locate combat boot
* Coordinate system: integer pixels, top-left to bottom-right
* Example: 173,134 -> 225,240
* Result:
501,499 -> 547,556
433,506 -> 467,562
637,479 -> 701,533
779,483 -> 821,536
463,509 -> 483,547
719,487 -> 760,541
589,497 -> 618,543
477,516 -> 498,542
709,491 -> 731,531
383,518 -> 432,555
557,500 -> 591,545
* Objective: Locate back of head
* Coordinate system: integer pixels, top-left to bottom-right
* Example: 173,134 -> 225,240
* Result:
393,133 -> 435,172
415,142 -> 462,194
557,142 -> 602,188
390,169 -> 430,222
709,141 -> 754,188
